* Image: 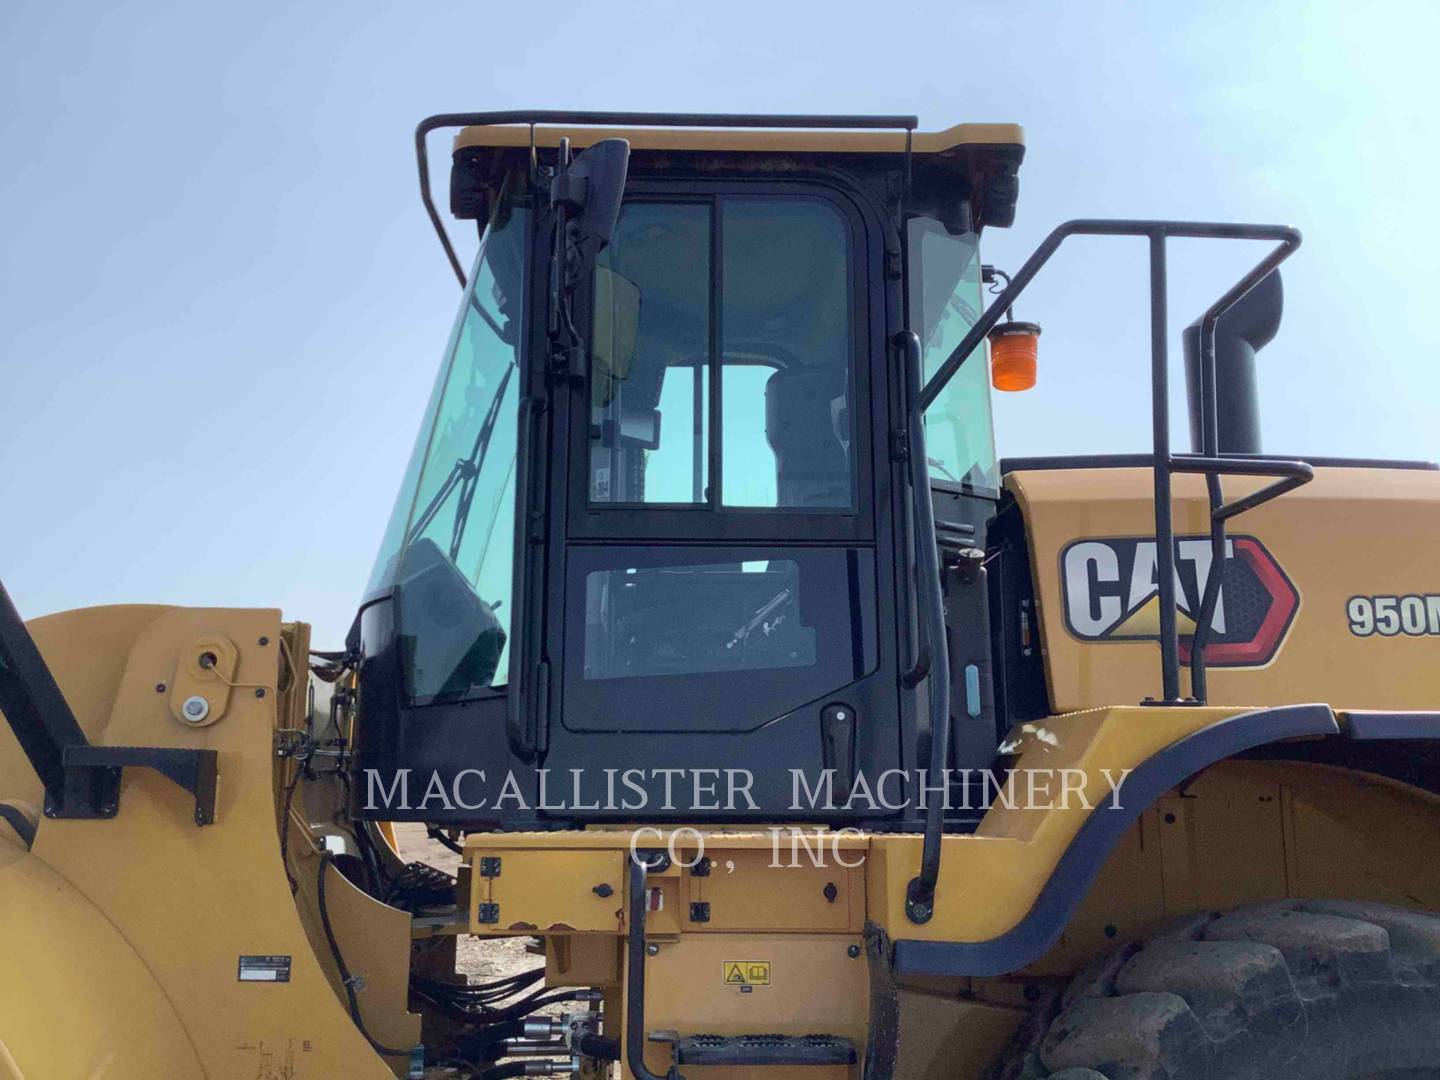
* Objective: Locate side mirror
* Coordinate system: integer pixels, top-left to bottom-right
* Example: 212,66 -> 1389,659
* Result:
591,265 -> 641,404
550,138 -> 632,381
553,138 -> 631,262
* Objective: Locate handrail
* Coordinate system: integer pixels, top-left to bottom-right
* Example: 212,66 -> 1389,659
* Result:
414,110 -> 919,288
1169,455 -> 1313,701
917,219 -> 1302,706
626,854 -> 681,1080
897,331 -> 951,924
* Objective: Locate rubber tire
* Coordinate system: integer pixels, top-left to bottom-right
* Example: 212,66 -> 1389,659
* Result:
994,900 -> 1440,1080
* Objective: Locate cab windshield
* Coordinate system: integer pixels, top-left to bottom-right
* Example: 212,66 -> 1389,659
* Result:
367,198 -> 529,701
907,216 -> 998,495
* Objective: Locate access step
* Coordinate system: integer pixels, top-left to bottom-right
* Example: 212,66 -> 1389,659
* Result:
650,1031 -> 857,1067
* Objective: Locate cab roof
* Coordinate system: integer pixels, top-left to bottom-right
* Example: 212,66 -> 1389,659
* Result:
453,121 -> 1024,156
448,120 -> 1026,230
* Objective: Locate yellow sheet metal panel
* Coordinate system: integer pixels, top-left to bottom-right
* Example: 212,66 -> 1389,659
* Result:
0,844 -> 203,1078
1278,761 -> 1440,907
632,932 -> 868,1080
463,827 -> 870,850
693,848 -> 865,933
546,933 -> 621,987
1010,464 -> 1440,713
895,990 -> 1026,1080
454,121 -> 1024,155
1017,758 -> 1440,984
20,605 -> 404,1079
0,603 -> 172,807
469,848 -> 626,933
866,705 -> 1243,941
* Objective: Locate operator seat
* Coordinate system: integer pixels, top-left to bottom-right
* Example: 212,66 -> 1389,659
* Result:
764,368 -> 850,507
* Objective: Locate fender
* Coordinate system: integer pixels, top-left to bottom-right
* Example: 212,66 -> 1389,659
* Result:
1246,708 -> 1440,797
892,703 -> 1339,977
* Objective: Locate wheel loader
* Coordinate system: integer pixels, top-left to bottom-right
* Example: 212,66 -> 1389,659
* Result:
3,110 -> 1440,1080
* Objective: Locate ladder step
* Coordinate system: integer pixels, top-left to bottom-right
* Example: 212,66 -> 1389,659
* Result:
654,1032 -> 857,1067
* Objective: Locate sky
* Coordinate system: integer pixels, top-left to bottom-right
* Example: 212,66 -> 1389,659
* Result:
2,0 -> 1437,646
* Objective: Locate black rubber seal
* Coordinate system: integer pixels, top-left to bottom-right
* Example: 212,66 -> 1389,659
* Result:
0,803 -> 36,849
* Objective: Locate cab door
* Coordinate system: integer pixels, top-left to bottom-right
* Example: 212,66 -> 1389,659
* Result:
538,182 -> 904,820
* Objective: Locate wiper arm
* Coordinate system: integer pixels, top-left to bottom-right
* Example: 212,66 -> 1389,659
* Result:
403,362 -> 516,556
448,363 -> 515,561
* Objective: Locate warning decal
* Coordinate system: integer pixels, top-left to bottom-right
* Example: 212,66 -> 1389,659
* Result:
722,961 -> 771,986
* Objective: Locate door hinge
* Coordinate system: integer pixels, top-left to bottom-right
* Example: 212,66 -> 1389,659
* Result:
891,429 -> 911,463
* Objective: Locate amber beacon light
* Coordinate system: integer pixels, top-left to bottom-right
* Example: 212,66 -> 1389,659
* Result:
989,320 -> 1042,391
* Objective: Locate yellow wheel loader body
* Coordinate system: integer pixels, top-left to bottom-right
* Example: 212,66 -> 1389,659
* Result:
0,605 -> 412,1079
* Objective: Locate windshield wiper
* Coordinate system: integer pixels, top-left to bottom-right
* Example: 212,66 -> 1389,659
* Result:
404,362 -> 516,561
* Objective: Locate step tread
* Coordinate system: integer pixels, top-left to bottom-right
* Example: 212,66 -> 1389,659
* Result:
652,1032 -> 857,1066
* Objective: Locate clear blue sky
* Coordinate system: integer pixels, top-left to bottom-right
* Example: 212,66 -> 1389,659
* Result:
3,0 -> 1436,646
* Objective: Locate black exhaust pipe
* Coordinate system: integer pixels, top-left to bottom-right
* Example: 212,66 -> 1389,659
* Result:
1183,268 -> 1283,454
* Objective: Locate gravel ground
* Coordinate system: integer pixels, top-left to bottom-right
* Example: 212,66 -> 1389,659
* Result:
393,822 -> 539,982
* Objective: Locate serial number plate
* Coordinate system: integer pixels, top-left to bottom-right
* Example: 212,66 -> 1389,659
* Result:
238,955 -> 292,982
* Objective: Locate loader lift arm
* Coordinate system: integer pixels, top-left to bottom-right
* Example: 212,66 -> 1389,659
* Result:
0,580 -> 218,824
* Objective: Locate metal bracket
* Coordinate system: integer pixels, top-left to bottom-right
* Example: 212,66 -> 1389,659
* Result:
2,579 -> 220,828
44,745 -> 220,826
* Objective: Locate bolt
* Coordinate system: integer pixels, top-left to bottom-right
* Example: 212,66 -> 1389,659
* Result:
592,883 -> 614,898
645,943 -> 659,956
1104,924 -> 1118,939
199,652 -> 218,669
155,682 -> 167,693
911,901 -> 933,921
259,636 -> 270,646
823,882 -> 838,903
847,944 -> 861,958
1164,812 -> 1177,824
181,696 -> 211,723
255,688 -> 266,698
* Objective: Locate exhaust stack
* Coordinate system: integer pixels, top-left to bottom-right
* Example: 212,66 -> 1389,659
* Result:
1183,269 -> 1283,454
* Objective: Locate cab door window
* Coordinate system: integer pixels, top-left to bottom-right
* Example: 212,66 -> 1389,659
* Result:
588,196 -> 855,510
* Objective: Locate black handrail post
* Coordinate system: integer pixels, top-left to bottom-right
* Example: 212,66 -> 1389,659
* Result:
0,579 -> 89,803
1189,298 -> 1227,704
1147,231 -> 1183,703
626,856 -> 679,1080
899,332 -> 952,924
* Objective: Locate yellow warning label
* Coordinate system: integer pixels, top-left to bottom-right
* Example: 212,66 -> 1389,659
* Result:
722,961 -> 771,986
